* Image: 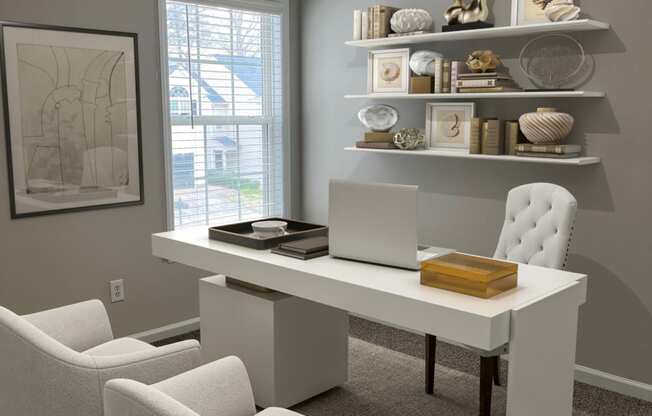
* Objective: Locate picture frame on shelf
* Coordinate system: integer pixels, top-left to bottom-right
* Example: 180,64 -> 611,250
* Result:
425,102 -> 475,151
511,0 -> 550,26
368,48 -> 411,94
0,21 -> 144,218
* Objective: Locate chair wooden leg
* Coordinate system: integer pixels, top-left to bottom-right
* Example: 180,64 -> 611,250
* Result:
493,356 -> 501,386
425,334 -> 436,395
479,356 -> 493,416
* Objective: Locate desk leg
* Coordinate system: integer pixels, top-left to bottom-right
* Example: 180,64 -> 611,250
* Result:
506,285 -> 582,416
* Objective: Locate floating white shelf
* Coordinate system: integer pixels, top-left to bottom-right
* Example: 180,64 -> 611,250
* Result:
345,147 -> 601,166
345,91 -> 605,100
345,19 -> 610,48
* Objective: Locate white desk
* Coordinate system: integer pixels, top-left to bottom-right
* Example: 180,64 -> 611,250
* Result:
153,227 -> 587,416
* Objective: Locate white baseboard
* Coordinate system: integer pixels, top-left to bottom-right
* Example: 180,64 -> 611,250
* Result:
129,317 -> 200,343
133,314 -> 652,403
575,365 -> 652,403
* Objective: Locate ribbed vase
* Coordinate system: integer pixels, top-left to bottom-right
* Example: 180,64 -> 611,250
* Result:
519,107 -> 574,144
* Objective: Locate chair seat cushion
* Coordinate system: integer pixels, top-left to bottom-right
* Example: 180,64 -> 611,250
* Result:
83,337 -> 155,356
257,408 -> 304,416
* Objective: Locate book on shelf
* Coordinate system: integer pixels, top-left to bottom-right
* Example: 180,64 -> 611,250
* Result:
364,131 -> 395,143
433,58 -> 444,94
442,60 -> 451,93
517,152 -> 580,159
356,141 -> 398,149
451,61 -> 469,93
352,10 -> 362,40
470,117 -> 485,154
456,78 -> 518,88
361,10 -> 369,40
458,86 -> 523,93
516,144 -> 582,154
388,30 -> 430,38
504,121 -> 520,156
457,72 -> 512,80
482,119 -> 504,155
367,7 -> 374,39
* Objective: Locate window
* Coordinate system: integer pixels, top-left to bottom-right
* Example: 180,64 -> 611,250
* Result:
162,0 -> 286,229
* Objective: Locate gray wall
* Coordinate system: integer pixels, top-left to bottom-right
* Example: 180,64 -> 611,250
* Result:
0,0 -> 205,336
300,0 -> 652,384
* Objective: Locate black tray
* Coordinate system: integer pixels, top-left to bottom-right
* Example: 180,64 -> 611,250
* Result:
208,218 -> 328,250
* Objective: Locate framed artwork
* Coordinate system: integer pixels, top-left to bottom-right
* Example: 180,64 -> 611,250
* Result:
511,0 -> 550,26
425,102 -> 475,151
0,21 -> 143,218
368,48 -> 410,94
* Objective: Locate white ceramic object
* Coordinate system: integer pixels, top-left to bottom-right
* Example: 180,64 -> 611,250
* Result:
390,9 -> 433,33
358,105 -> 399,132
409,50 -> 443,76
545,0 -> 581,22
252,220 -> 288,237
393,128 -> 425,150
519,107 -> 574,144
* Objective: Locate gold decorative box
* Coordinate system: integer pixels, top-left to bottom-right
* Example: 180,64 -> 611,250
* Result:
421,253 -> 518,299
410,76 -> 433,94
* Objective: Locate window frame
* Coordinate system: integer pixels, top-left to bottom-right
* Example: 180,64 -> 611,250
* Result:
158,0 -> 293,230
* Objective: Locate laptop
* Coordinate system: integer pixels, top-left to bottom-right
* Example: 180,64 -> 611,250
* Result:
328,180 -> 453,270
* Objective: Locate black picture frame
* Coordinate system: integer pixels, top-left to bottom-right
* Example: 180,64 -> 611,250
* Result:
0,21 -> 144,219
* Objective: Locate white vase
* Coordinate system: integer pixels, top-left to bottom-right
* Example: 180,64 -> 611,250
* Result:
519,107 -> 574,144
390,9 -> 433,33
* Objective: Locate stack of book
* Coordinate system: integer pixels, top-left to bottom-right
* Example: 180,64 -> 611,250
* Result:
456,72 -> 522,94
271,236 -> 329,260
356,131 -> 398,150
470,119 -> 523,156
352,6 -> 400,40
516,144 -> 582,159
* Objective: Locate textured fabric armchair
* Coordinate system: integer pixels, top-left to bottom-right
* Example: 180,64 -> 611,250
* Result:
0,299 -> 201,416
104,356 -> 303,416
425,183 -> 578,416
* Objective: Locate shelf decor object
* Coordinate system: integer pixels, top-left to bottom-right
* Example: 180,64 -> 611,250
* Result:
443,0 -> 493,32
519,107 -> 574,144
426,102 -> 475,151
208,218 -> 328,250
545,0 -> 581,22
520,33 -> 585,90
344,90 -> 604,99
368,48 -> 411,94
512,0 -> 550,26
344,147 -> 601,166
390,9 -> 433,34
393,128 -> 425,150
409,50 -> 443,76
0,21 -> 144,219
466,50 -> 501,73
358,104 -> 399,132
421,253 -> 518,299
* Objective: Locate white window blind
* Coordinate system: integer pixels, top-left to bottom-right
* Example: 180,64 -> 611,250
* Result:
164,0 -> 284,229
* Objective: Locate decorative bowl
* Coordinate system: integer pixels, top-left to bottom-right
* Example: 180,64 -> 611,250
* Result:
358,105 -> 399,132
519,107 -> 574,144
390,9 -> 433,33
409,50 -> 443,77
393,128 -> 425,150
252,220 -> 288,238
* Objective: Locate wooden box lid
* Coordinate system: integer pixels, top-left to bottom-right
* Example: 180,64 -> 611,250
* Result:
421,253 -> 518,283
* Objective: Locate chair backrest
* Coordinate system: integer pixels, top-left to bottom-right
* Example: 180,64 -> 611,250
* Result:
104,379 -> 199,416
494,183 -> 577,269
0,306 -> 101,416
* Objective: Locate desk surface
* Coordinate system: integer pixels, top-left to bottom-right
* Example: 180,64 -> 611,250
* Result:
153,227 -> 587,350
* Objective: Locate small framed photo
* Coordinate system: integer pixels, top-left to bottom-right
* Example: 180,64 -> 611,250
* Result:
511,0 -> 550,26
426,103 -> 475,151
368,48 -> 410,94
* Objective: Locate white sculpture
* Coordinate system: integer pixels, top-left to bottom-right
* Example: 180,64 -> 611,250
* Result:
545,0 -> 581,22
390,9 -> 433,33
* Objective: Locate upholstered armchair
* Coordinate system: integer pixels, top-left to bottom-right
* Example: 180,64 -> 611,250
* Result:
104,356 -> 304,416
425,183 -> 578,416
0,299 -> 201,416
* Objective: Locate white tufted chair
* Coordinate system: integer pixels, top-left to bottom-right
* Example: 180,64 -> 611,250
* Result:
426,183 -> 578,416
493,183 -> 577,269
104,356 -> 304,416
0,300 -> 201,416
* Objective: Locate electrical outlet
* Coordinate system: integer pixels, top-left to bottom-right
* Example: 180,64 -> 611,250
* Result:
110,279 -> 125,303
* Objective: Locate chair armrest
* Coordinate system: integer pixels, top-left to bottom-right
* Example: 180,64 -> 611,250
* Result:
153,356 -> 257,416
104,379 -> 198,416
23,299 -> 113,351
93,340 -> 201,386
